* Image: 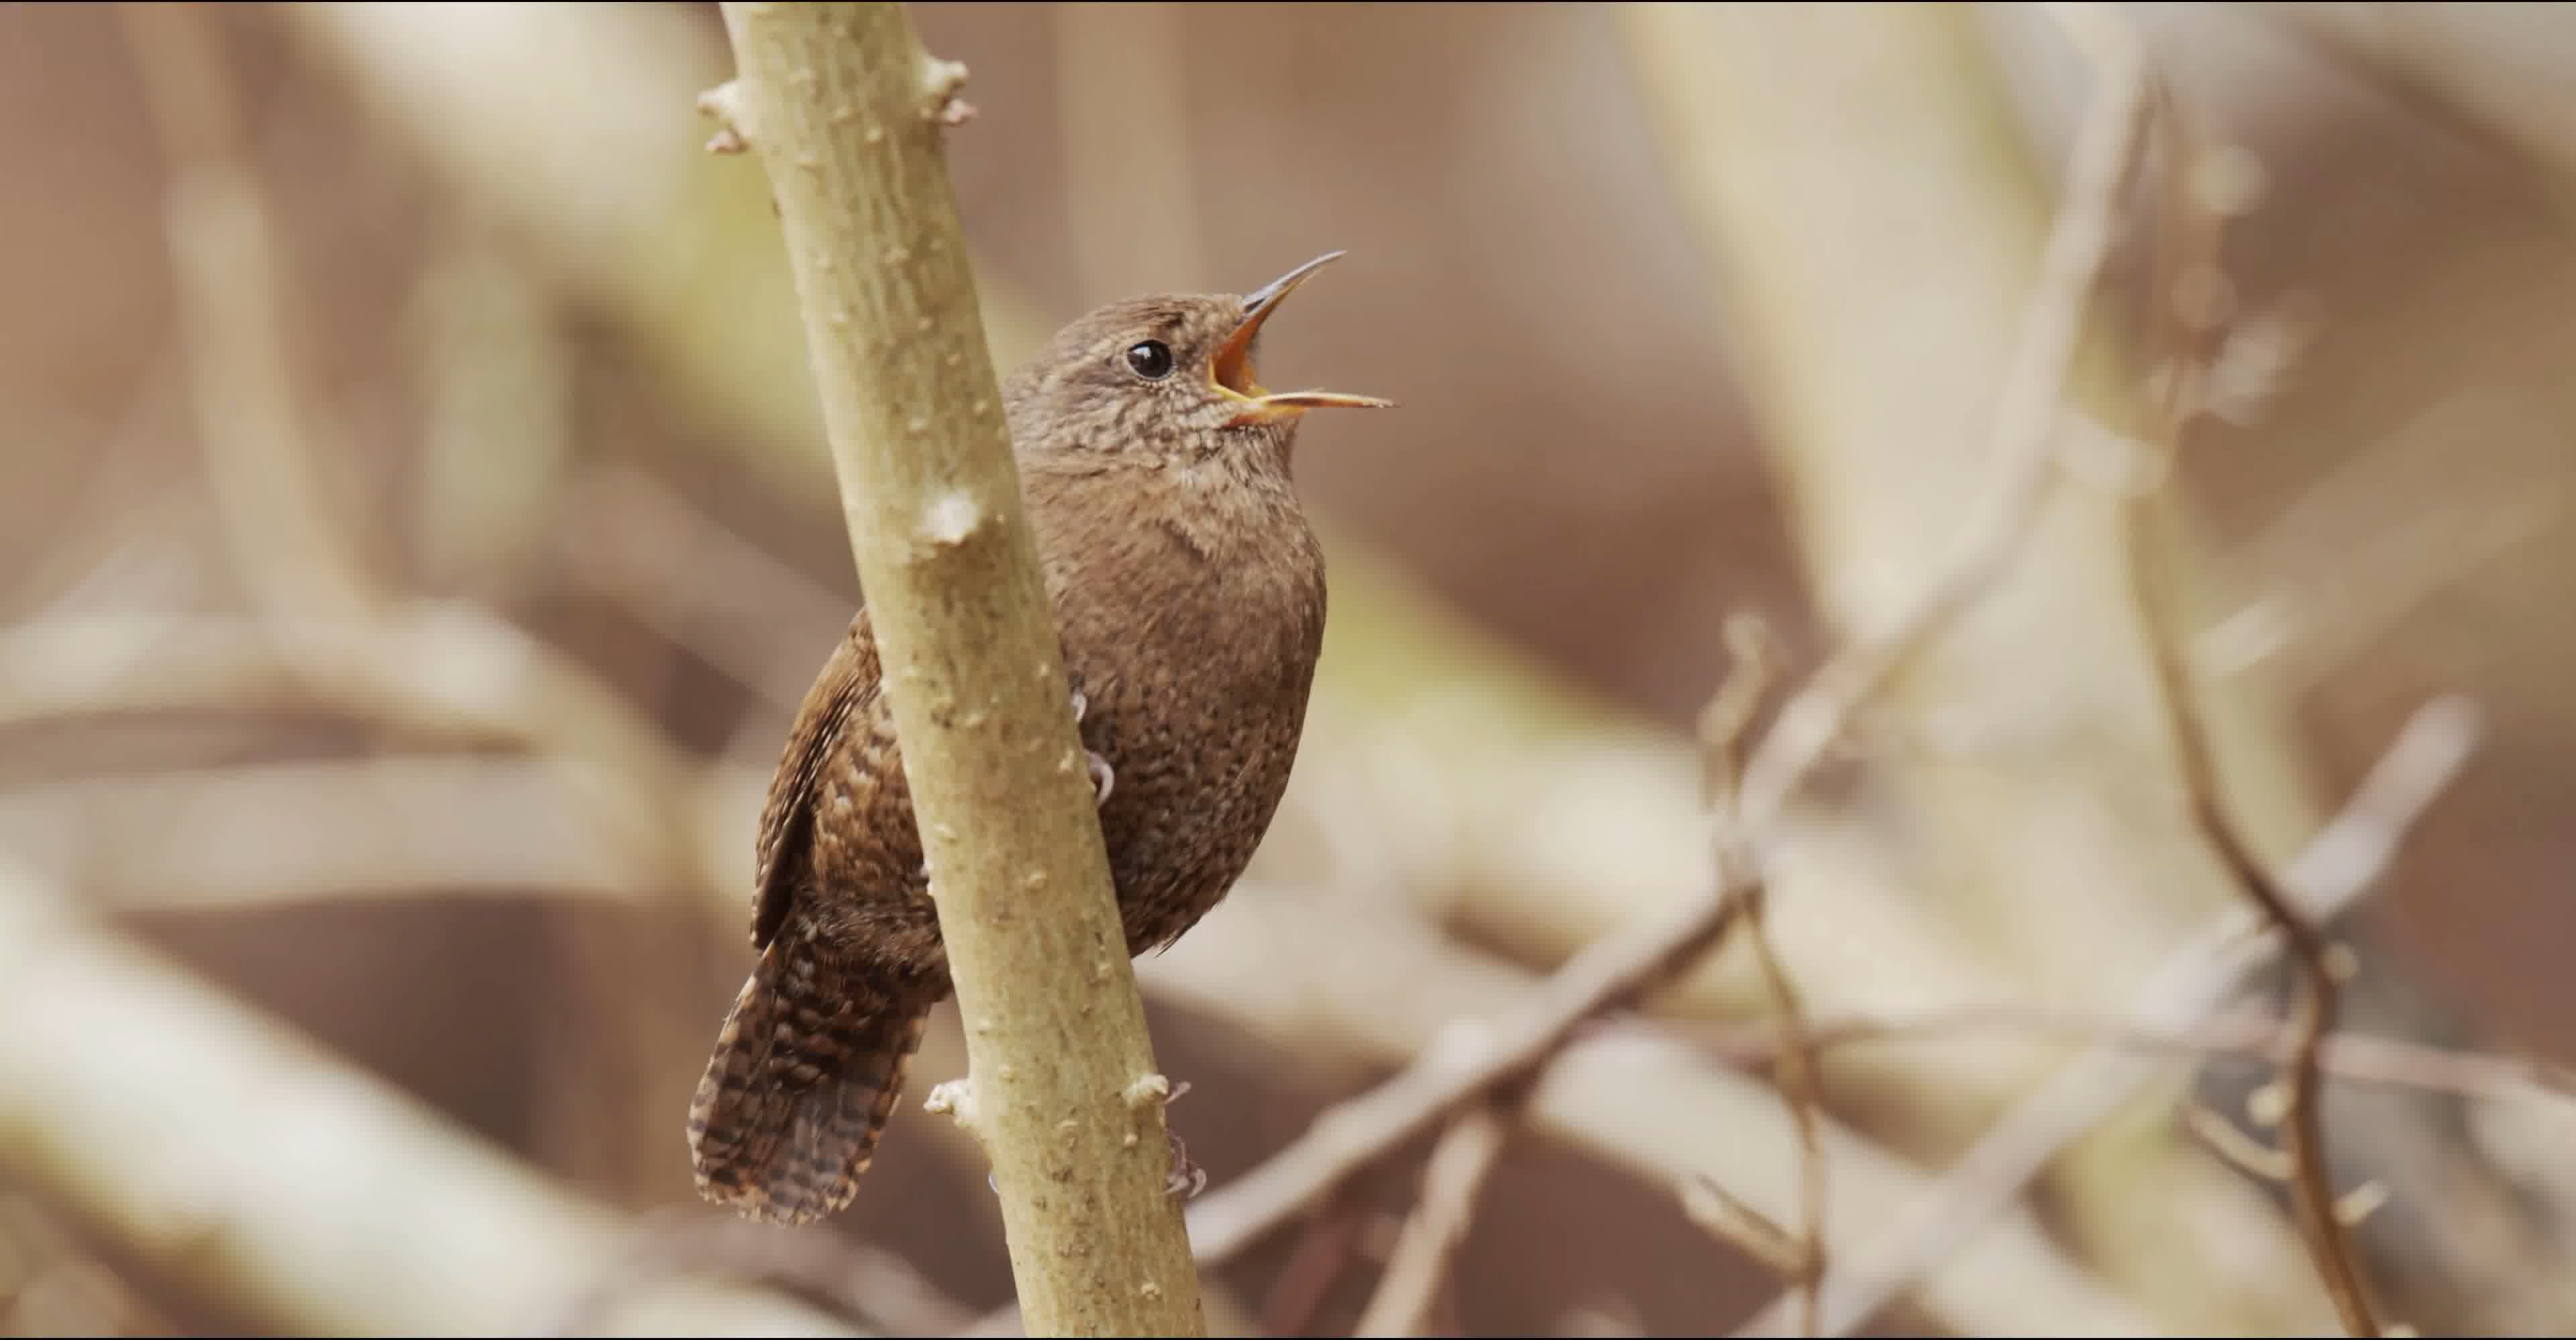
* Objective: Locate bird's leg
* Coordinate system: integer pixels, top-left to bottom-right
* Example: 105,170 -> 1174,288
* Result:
1159,1078 -> 1206,1200
1069,686 -> 1114,807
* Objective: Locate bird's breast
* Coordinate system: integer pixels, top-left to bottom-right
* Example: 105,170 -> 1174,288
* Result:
1032,476 -> 1326,950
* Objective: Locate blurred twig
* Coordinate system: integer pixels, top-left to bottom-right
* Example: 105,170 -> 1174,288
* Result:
117,1 -> 707,887
1681,1173 -> 1813,1282
1738,901 -> 1823,1333
2245,1 -> 2576,221
1254,1190 -> 1368,1339
116,3 -> 372,622
2118,36 -> 2380,1335
260,0 -> 1049,507
2182,1100 -> 2300,1184
532,1207 -> 971,1338
1697,614 -> 1823,1334
1147,887 -> 2158,1336
1179,862 -> 1754,1268
1724,0 -> 2147,828
1738,692 -> 2483,1336
118,0 -> 733,1203
0,852 -> 863,1339
405,225 -> 578,593
1348,1099 -> 1510,1338
1695,1003 -> 2576,1113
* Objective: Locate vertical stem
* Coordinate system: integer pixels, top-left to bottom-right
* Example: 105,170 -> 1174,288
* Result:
710,5 -> 1206,1335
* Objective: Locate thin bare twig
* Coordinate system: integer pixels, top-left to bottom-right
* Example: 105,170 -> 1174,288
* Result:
1254,1188 -> 1368,1339
1691,1003 -> 2576,1113
1739,692 -> 2483,1337
1741,903 -> 1825,1336
1181,850 -> 1754,1266
1697,615 -> 1825,1334
2121,30 -> 2379,1335
2180,1101 -> 2398,1239
2132,367 -> 2385,1329
2182,1099 -> 2300,1183
1721,2 -> 2151,836
1682,1174 -> 1815,1282
1348,1101 -> 1513,1337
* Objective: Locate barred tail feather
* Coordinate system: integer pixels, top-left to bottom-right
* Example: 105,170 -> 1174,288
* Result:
686,932 -> 926,1225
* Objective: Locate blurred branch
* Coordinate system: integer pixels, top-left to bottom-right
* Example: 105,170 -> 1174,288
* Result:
0,606 -> 724,1203
119,1 -> 372,622
1682,1174 -> 1814,1283
1253,1192 -> 1368,1339
32,754 -> 2561,1121
0,754 -> 744,913
1738,893 -> 1823,1335
708,3 -> 1203,1333
533,1207 -> 972,1338
2204,394 -> 2565,703
1697,1004 -> 2576,1115
0,1193 -> 173,1337
260,0 -> 1049,506
1147,887 -> 2158,1337
1737,693 -> 2483,1337
1698,615 -> 1823,1334
0,604 -> 714,889
2247,1 -> 2576,219
121,1 -> 755,1201
0,851 -> 863,1339
1620,1 -> 2352,1328
2117,37 -> 2377,1334
1347,1101 -> 1509,1339
120,1 -> 708,895
405,224 -> 578,592
1176,855 -> 1751,1268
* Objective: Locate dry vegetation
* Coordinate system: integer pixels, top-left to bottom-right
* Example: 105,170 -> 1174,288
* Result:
4,3 -> 2576,1337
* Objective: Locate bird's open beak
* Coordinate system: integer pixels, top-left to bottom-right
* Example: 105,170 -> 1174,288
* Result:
1212,250 -> 1397,427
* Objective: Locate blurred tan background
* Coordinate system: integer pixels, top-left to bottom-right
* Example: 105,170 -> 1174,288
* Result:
4,2 -> 2575,1336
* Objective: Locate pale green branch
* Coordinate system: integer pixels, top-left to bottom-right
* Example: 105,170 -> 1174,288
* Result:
707,5 -> 1204,1335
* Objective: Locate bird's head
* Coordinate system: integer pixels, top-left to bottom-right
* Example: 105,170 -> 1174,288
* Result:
1006,251 -> 1393,467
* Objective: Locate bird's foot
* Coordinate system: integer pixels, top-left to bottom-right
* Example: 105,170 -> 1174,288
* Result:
1069,687 -> 1114,806
979,1077 -> 1203,1199
1165,1130 -> 1208,1200
1158,1078 -> 1204,1200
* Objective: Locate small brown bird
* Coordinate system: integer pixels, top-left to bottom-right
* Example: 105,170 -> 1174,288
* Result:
687,252 -> 1392,1225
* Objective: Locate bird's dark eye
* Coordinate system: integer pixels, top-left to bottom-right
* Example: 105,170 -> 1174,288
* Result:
1123,340 -> 1175,381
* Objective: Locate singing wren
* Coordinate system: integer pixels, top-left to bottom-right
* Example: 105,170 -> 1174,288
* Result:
687,252 -> 1393,1224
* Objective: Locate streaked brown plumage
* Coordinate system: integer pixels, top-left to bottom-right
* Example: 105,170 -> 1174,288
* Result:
687,253 -> 1391,1225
